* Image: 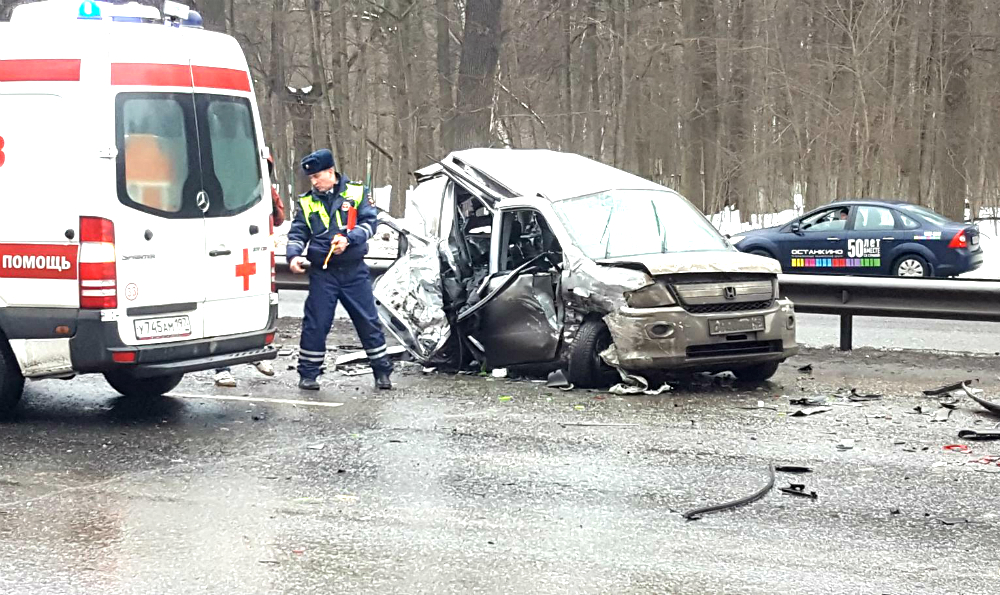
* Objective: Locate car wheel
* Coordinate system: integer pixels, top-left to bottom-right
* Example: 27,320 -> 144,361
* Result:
731,361 -> 781,383
893,254 -> 930,277
567,319 -> 620,389
0,338 -> 25,418
104,372 -> 184,399
749,249 -> 776,260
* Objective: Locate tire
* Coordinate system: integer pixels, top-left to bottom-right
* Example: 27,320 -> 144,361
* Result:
104,372 -> 184,399
0,337 -> 25,418
749,248 -> 776,260
567,319 -> 620,389
731,361 -> 781,383
893,254 -> 930,277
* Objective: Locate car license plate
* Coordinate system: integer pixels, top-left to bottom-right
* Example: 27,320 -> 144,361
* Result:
972,234 -> 979,246
709,315 -> 765,336
134,316 -> 192,340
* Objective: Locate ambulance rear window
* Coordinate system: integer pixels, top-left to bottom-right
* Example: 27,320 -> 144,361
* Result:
202,97 -> 261,216
118,96 -> 192,215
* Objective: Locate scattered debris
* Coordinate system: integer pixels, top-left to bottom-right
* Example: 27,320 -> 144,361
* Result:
797,364 -> 814,373
775,465 -> 812,474
931,408 -> 953,423
939,400 -> 959,410
608,372 -> 671,396
498,396 -> 512,402
848,389 -> 882,402
339,366 -> 373,377
890,507 -> 901,515
334,346 -> 408,367
546,369 -> 572,389
958,429 -> 1000,441
682,464 -> 776,521
421,366 -> 437,374
559,422 -> 639,428
943,444 -> 972,454
924,380 -> 978,396
938,517 -> 968,526
306,443 -> 326,451
491,368 -> 508,378
911,405 -> 927,415
779,484 -> 818,499
789,397 -> 827,406
277,348 -> 294,357
836,439 -> 856,451
962,385 -> 1000,416
791,406 -> 832,417
258,560 -> 281,565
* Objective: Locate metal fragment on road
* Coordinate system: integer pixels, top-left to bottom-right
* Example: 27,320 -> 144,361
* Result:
775,466 -> 812,474
681,464 -> 776,521
958,429 -> 1000,441
931,408 -> 952,423
962,384 -> 1000,416
837,439 -> 855,451
546,369 -> 572,389
924,380 -> 978,396
791,406 -> 832,417
779,484 -> 818,499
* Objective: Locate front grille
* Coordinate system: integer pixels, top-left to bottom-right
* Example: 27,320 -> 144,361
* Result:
686,340 -> 782,359
685,300 -> 773,314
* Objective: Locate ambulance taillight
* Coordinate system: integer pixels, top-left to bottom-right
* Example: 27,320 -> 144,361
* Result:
79,217 -> 117,309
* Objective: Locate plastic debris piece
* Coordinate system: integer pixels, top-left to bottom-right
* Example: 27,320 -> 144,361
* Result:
924,380 -> 978,396
682,464 -> 776,520
574,405 -> 585,410
938,517 -> 968,526
837,439 -> 856,451
546,369 -> 572,389
775,466 -> 812,474
962,385 -> 1000,416
943,444 -> 972,454
498,396 -> 512,402
306,443 -> 326,451
277,348 -> 294,357
849,389 -> 883,402
958,429 -> 1000,441
789,397 -> 827,406
797,364 -> 814,373
491,368 -> 508,378
931,408 -> 953,423
422,367 -> 437,374
890,507 -> 901,515
779,484 -> 818,499
791,406 -> 832,417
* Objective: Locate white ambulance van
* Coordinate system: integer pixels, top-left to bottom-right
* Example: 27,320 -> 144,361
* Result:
0,0 -> 278,415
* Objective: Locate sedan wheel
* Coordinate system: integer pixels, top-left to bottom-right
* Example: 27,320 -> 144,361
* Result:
894,255 -> 929,278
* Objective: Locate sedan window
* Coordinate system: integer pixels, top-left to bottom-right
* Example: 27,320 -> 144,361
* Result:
854,206 -> 896,231
800,207 -> 849,232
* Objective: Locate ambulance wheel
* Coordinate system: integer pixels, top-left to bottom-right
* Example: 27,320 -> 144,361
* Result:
567,319 -> 620,389
0,338 -> 26,418
731,361 -> 781,383
104,372 -> 184,399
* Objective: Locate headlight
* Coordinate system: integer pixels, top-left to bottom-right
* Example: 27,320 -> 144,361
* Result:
625,282 -> 676,308
729,235 -> 747,245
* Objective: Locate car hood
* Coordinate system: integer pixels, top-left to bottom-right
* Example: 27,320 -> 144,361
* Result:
597,250 -> 781,275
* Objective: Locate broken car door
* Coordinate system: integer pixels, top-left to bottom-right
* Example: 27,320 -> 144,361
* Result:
466,208 -> 563,368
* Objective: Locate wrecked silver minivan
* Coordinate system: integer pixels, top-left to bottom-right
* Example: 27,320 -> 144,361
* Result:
374,149 -> 797,387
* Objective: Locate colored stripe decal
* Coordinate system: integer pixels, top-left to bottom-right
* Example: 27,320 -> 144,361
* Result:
111,63 -> 191,87
0,59 -> 81,82
192,65 -> 251,92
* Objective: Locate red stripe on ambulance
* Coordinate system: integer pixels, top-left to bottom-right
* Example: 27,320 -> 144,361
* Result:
0,244 -> 77,280
0,59 -> 81,82
111,63 -> 191,87
192,65 -> 250,92
110,63 -> 250,92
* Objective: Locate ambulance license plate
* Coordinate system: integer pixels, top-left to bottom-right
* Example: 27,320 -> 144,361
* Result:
709,315 -> 765,336
134,316 -> 192,341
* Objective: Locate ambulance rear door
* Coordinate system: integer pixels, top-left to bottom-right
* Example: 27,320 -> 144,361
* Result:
192,57 -> 272,339
108,46 -> 209,346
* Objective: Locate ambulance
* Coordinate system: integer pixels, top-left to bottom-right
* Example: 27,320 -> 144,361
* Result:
0,0 -> 278,415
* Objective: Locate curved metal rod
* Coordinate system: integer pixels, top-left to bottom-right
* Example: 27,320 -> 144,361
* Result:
682,464 -> 776,521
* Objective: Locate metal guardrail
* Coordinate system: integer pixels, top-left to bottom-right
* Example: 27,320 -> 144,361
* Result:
778,274 -> 1000,350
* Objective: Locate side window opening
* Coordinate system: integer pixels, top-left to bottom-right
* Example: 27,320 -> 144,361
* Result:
855,206 -> 896,231
500,209 -> 563,272
119,95 -> 193,215
801,206 -> 849,232
201,96 -> 261,215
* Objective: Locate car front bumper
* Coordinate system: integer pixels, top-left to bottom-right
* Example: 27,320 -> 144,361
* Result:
605,298 -> 798,372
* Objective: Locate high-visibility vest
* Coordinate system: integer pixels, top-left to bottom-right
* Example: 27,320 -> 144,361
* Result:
299,182 -> 365,231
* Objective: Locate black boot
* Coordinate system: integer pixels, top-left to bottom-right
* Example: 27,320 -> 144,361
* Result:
298,377 -> 320,391
375,372 -> 392,390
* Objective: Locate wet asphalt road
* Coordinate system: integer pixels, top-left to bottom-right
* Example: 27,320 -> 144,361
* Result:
3,319 -> 1000,594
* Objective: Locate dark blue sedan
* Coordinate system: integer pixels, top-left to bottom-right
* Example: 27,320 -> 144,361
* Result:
729,201 -> 984,277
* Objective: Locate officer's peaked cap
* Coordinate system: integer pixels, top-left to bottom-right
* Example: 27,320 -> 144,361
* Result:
301,149 -> 335,175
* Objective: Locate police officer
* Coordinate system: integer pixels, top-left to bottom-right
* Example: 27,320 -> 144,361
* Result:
287,149 -> 392,390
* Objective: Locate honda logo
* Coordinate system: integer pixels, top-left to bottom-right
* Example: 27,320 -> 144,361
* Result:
724,286 -> 737,300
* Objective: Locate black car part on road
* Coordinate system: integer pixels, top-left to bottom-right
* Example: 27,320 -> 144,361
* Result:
682,464 -> 776,520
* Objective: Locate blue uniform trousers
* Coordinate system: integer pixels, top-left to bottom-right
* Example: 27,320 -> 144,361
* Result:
298,261 -> 393,380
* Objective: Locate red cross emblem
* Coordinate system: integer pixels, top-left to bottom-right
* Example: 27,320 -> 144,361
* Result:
235,248 -> 256,291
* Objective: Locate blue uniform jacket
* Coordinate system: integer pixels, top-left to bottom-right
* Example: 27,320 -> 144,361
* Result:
285,175 -> 378,268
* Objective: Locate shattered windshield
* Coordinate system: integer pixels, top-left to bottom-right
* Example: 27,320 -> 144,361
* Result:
551,189 -> 730,260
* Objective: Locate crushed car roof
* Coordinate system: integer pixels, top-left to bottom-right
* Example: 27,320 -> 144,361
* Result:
443,149 -> 666,201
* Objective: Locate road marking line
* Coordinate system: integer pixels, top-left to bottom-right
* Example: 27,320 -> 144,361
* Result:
167,393 -> 345,408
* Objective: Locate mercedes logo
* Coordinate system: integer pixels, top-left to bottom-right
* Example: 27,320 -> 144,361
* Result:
724,286 -> 737,300
196,191 -> 210,213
